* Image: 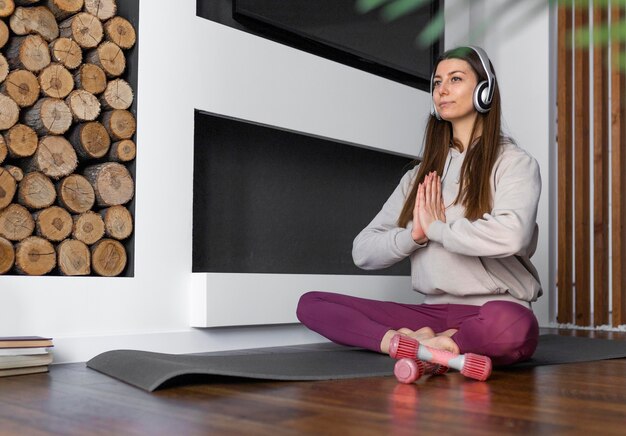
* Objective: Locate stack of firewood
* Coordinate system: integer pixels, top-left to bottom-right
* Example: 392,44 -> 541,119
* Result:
0,0 -> 136,276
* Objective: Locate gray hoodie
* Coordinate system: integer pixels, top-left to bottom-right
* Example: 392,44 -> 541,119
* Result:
352,139 -> 542,307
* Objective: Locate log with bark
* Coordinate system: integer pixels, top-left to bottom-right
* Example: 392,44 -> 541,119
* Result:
15,235 -> 56,275
3,123 -> 38,157
2,69 -> 40,107
22,97 -> 73,135
65,88 -> 100,121
0,235 -> 14,274
0,18 -> 9,49
69,120 -> 109,158
0,165 -> 17,209
103,16 -> 135,49
39,62 -> 74,98
0,0 -> 15,18
56,173 -> 94,213
10,5 -> 59,42
57,238 -> 90,275
100,108 -> 134,140
107,138 -> 134,162
100,204 -> 131,240
25,134 -> 77,178
17,170 -> 56,208
0,93 -> 20,130
6,34 -> 51,72
0,135 -> 6,164
91,237 -> 125,276
0,52 -> 8,81
4,164 -> 23,181
83,161 -> 133,206
59,11 -> 102,49
46,0 -> 83,20
72,209 -> 104,245
100,78 -> 132,110
86,41 -> 124,77
33,204 -> 72,241
84,0 -> 116,21
0,203 -> 34,240
49,37 -> 82,69
73,62 -> 106,94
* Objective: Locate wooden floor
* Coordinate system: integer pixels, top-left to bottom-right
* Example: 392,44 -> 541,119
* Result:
1,329 -> 626,435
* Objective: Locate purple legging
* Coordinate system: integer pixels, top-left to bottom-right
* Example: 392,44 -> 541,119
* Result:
296,291 -> 539,365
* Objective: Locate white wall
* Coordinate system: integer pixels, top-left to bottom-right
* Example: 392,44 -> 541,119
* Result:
445,0 -> 553,325
0,0 -> 552,363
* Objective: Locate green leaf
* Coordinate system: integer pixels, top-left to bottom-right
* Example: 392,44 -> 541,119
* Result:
382,0 -> 432,22
355,0 -> 390,14
416,8 -> 444,46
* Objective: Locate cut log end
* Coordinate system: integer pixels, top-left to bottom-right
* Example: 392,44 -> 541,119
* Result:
56,174 -> 95,213
4,123 -> 38,158
91,238 -> 126,276
27,135 -> 78,179
57,238 -> 91,275
15,236 -> 56,275
60,12 -> 103,49
69,121 -> 110,159
34,205 -> 72,241
104,16 -> 135,49
0,166 -> 17,209
10,6 -> 60,42
0,93 -> 20,130
6,34 -> 51,72
84,162 -> 133,206
0,235 -> 15,274
72,210 -> 104,245
74,62 -> 106,94
3,69 -> 40,107
84,0 -> 117,21
0,0 -> 15,18
39,62 -> 74,99
101,205 -> 132,240
50,37 -> 82,69
66,89 -> 101,121
17,171 -> 56,209
108,139 -> 135,162
0,203 -> 35,241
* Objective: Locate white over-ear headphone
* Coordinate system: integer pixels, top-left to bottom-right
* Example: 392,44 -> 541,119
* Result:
430,46 -> 496,120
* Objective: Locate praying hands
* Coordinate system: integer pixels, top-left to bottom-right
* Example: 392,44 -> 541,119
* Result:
411,171 -> 446,244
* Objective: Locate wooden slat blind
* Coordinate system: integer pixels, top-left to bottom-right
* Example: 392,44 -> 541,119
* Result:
611,5 -> 626,326
557,3 -> 574,324
558,1 -> 625,326
593,4 -> 609,326
574,3 -> 591,326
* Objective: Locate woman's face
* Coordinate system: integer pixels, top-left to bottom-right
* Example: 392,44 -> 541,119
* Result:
432,59 -> 479,123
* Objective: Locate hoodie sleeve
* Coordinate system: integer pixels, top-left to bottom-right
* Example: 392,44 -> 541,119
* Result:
352,167 -> 428,270
425,149 -> 541,258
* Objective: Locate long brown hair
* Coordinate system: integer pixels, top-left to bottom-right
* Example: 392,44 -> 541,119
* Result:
397,46 -> 503,227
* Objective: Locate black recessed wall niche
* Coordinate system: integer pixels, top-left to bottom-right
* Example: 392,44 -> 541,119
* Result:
193,110 -> 413,276
196,0 -> 442,91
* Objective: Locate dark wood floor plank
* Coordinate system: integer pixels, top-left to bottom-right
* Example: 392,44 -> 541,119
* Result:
1,330 -> 626,435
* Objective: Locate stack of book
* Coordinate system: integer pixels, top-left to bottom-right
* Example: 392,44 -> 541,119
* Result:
0,336 -> 54,377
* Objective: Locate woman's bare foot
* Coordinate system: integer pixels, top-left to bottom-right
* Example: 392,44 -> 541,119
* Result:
418,335 -> 460,354
436,329 -> 458,338
380,327 -> 437,353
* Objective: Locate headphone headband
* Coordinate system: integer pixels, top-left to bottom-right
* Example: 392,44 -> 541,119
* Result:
430,46 -> 496,119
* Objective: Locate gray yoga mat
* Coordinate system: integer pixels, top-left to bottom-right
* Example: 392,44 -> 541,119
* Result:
86,334 -> 626,392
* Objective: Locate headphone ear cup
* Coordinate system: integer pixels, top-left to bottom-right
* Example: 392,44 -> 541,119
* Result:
473,81 -> 490,113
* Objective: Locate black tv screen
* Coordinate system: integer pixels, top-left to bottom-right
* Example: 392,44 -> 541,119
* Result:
231,0 -> 441,90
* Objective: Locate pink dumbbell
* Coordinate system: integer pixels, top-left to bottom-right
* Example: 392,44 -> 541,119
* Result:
394,357 -> 426,384
388,336 -> 449,376
389,334 -> 492,382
